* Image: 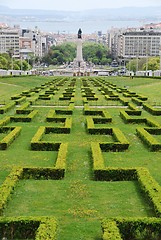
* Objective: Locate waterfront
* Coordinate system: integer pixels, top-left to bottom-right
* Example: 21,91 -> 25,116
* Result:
2,17 -> 160,33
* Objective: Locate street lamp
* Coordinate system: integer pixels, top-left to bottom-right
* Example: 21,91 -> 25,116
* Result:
160,44 -> 161,71
32,34 -> 38,68
20,57 -> 23,71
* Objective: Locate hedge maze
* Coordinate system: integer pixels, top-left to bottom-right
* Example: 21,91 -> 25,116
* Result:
1,76 -> 161,239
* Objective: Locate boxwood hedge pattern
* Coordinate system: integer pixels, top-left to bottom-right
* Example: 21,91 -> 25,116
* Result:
102,217 -> 161,240
1,76 -> 161,238
0,216 -> 57,240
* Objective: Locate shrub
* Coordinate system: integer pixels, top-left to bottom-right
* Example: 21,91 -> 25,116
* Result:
102,220 -> 122,240
143,103 -> 161,115
0,167 -> 23,214
16,102 -> 31,114
0,116 -> 10,126
0,126 -> 21,150
0,102 -> 15,114
136,127 -> 161,151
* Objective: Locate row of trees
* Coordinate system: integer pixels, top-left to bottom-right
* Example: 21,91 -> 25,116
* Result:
41,42 -> 161,71
42,42 -> 112,66
0,43 -> 160,71
126,57 -> 160,72
0,53 -> 31,71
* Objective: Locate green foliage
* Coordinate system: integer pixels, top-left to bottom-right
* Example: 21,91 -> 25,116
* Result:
0,53 -> 31,70
0,117 -> 10,126
102,220 -> 122,240
36,218 -> 57,240
0,127 -> 21,150
0,102 -> 15,114
136,127 -> 161,151
43,43 -> 76,65
2,75 -> 161,238
0,167 -> 23,214
143,102 -> 161,115
102,218 -> 161,240
0,217 -> 57,240
42,42 -> 111,66
126,57 -> 160,71
0,56 -> 8,69
137,168 -> 161,217
143,57 -> 160,71
83,42 -> 111,65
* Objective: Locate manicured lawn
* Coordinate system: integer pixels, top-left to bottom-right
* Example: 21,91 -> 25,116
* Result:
0,75 -> 161,239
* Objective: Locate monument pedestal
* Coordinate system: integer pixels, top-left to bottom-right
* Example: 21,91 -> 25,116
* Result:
72,28 -> 89,76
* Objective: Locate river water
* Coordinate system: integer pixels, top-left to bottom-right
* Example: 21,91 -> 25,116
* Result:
4,18 -> 159,33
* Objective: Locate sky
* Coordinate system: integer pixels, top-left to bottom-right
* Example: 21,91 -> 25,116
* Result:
1,0 -> 161,11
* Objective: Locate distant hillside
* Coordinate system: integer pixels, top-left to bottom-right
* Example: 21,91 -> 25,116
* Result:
0,5 -> 161,21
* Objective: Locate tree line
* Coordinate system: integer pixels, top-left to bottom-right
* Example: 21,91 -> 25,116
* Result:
0,53 -> 31,71
42,42 -> 112,66
126,57 -> 160,72
0,42 -> 160,71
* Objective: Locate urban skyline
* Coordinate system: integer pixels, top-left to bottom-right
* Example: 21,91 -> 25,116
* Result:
1,0 -> 161,11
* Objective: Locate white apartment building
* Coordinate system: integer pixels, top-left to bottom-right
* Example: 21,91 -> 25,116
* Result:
22,28 -> 47,58
0,25 -> 48,63
0,29 -> 20,57
118,30 -> 161,59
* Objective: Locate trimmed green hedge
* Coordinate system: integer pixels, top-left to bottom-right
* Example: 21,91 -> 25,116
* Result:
128,102 -> 139,111
102,217 -> 161,240
84,104 -> 103,116
0,126 -> 21,150
112,127 -> 129,148
137,167 -> 161,217
102,220 -> 122,240
31,126 -> 59,151
0,217 -> 57,240
16,102 -> 31,114
132,97 -> 144,106
11,94 -> 22,100
0,116 -> 10,126
11,110 -> 38,122
22,167 -> 64,180
146,117 -> 161,127
87,110 -> 112,125
94,167 -> 137,181
36,217 -> 57,240
0,167 -> 23,214
120,110 -> 146,124
136,127 -> 161,151
46,110 -> 66,122
55,143 -> 68,170
15,96 -> 26,105
143,102 -> 161,115
38,94 -> 53,100
0,102 -> 15,114
91,142 -> 104,170
88,124 -> 129,150
119,97 -> 129,106
55,109 -> 73,115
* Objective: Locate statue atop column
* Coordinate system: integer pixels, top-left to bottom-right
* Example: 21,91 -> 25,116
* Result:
78,28 -> 82,39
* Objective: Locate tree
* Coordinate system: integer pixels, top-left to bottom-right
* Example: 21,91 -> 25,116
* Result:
42,42 -> 111,66
83,43 -> 111,65
126,59 -> 137,72
143,57 -> 160,71
42,43 -> 76,66
0,56 -> 8,69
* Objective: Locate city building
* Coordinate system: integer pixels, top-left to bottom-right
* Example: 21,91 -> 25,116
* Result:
0,28 -> 20,57
118,30 -> 161,59
21,27 -> 47,58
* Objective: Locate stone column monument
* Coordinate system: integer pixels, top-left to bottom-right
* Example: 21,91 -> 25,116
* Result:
76,28 -> 83,67
73,28 -> 86,75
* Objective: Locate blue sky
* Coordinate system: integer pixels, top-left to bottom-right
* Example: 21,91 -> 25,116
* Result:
1,0 -> 161,11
